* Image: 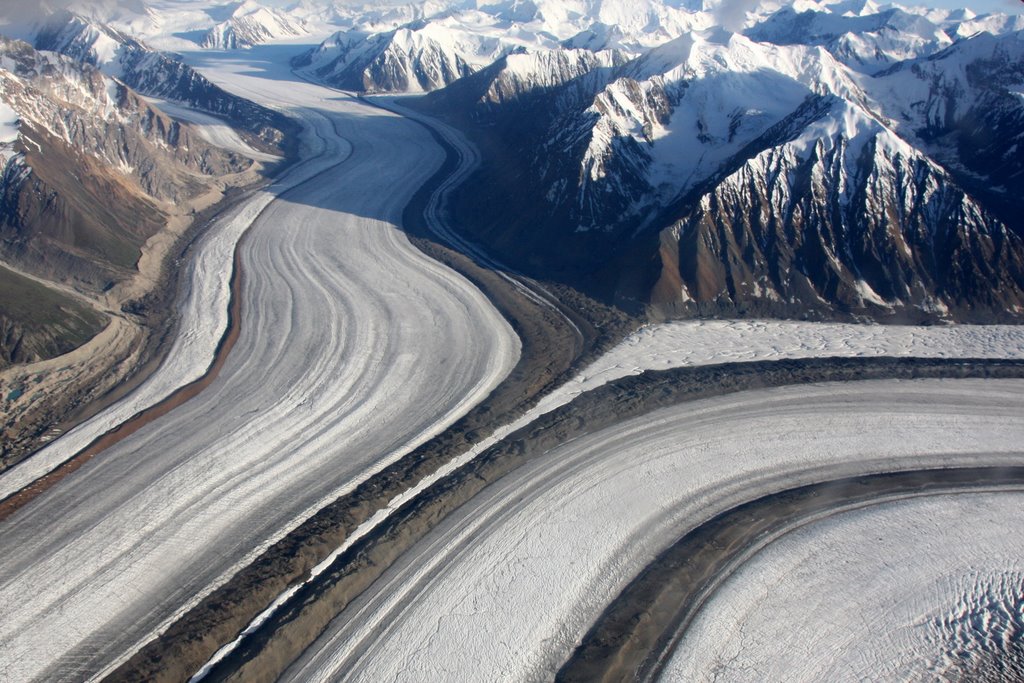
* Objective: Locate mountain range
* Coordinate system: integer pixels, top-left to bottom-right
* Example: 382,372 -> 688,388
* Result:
1,0 -> 1022,357
295,0 -> 1024,321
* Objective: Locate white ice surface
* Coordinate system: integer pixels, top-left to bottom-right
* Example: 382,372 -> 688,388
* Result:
251,317 -> 1024,674
662,491 -> 1024,681
561,319 -> 1024,399
280,379 -> 1024,682
0,99 -> 18,167
0,45 -> 518,682
144,96 -> 280,161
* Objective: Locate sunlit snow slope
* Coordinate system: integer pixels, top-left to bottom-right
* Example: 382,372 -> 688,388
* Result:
0,47 -> 518,682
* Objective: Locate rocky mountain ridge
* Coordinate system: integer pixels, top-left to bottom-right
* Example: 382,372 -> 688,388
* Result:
4,0 -> 1023,330
201,3 -> 306,50
34,11 -> 292,150
0,34 -> 258,366
403,4 -> 1024,321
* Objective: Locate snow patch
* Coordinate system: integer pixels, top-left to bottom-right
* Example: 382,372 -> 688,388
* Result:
145,97 -> 278,161
0,100 -> 19,144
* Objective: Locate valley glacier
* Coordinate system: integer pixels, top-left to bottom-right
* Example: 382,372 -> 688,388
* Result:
0,0 -> 1023,681
281,380 -> 1024,682
0,47 -> 519,681
664,492 -> 1024,681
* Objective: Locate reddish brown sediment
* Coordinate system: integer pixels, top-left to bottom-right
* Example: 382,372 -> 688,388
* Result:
0,249 -> 244,523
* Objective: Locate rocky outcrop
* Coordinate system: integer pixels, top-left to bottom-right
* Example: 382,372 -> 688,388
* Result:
35,11 -> 293,150
0,36 -> 254,361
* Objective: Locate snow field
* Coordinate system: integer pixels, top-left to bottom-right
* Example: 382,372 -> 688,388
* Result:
0,99 -> 19,167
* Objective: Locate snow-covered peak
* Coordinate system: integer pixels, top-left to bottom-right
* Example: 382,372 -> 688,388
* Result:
295,20 -> 484,93
864,28 -> 1024,152
33,11 -> 142,76
521,0 -> 705,42
631,28 -> 862,100
928,25 -> 1024,64
829,0 -> 882,17
295,0 -> 719,92
0,32 -> 253,209
481,46 -> 625,105
785,95 -> 922,182
952,13 -> 1024,38
0,35 -> 130,128
493,0 -> 712,50
201,4 -> 307,50
746,4 -> 955,72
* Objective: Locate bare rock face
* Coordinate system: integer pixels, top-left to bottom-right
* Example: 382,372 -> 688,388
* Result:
0,35 -> 256,363
35,11 -> 293,150
3,39 -> 249,197
659,97 -> 1024,321
0,35 -> 250,277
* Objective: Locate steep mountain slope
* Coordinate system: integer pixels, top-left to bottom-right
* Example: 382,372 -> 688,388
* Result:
0,265 -> 105,367
420,44 -> 627,113
419,20 -> 1024,321
294,22 -> 483,93
656,95 -> 1024,319
34,11 -> 292,150
295,0 -> 712,93
201,2 -> 306,50
0,36 -> 250,362
746,6 -> 954,73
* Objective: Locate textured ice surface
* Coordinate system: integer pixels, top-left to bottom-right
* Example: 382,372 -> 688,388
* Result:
260,318 -> 1024,680
280,379 -> 1024,682
497,319 -> 1024,464
0,47 -> 518,682
568,319 -> 1024,395
662,492 -> 1024,682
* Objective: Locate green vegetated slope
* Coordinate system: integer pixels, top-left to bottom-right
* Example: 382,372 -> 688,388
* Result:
0,264 -> 106,368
